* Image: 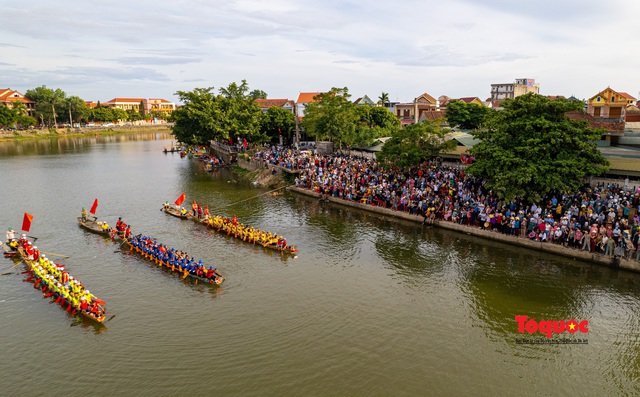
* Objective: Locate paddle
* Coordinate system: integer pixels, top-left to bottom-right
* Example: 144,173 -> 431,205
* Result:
40,251 -> 70,258
114,239 -> 127,253
26,235 -> 38,242
10,260 -> 24,270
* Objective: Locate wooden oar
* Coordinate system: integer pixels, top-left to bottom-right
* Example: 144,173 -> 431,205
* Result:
40,251 -> 70,258
10,260 -> 24,270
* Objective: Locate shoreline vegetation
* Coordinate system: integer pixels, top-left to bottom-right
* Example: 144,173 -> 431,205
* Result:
0,124 -> 172,142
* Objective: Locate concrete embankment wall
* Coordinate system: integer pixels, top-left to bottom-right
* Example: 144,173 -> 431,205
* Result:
288,186 -> 640,274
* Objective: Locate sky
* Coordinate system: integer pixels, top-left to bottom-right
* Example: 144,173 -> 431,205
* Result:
2,0 -> 640,104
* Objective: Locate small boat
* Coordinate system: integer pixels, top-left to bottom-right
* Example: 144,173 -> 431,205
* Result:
163,147 -> 180,153
162,206 -> 191,219
1,241 -> 20,258
18,245 -> 106,323
77,217 -> 110,236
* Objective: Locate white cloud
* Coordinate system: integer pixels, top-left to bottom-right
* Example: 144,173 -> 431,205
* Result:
1,0 -> 639,103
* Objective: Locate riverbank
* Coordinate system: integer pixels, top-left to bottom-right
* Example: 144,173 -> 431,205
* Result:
288,186 -> 640,274
0,124 -> 172,142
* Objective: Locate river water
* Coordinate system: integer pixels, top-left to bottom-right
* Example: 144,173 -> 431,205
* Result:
1,132 -> 639,396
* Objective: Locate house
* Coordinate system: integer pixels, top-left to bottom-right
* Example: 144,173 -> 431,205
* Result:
102,97 -> 146,112
587,87 -> 636,119
146,98 -> 176,115
102,97 -> 176,116
295,92 -> 322,119
353,95 -> 375,106
254,98 -> 295,114
490,78 -> 540,103
395,93 -> 438,125
439,96 -> 485,109
85,101 -> 99,109
0,88 -> 35,117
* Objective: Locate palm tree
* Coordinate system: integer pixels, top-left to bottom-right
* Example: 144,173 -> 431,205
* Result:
379,92 -> 390,108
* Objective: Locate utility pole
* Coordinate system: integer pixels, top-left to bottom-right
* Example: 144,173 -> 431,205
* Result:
69,106 -> 73,127
52,103 -> 58,128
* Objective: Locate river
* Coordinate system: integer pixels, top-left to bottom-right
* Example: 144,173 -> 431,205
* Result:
0,132 -> 639,396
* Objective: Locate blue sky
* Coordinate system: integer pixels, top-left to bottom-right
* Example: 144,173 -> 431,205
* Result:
1,0 -> 639,104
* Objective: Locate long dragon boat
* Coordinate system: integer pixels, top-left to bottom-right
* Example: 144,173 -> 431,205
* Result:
161,205 -> 298,255
77,217 -> 224,285
18,243 -> 106,323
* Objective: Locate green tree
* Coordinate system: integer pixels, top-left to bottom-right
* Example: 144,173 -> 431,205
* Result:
353,105 -> 400,147
111,108 -> 128,122
0,104 -> 16,127
11,102 -> 36,127
377,119 -> 455,168
218,80 -> 265,143
466,93 -> 609,202
445,100 -> 490,130
302,87 -> 359,149
25,85 -> 67,127
172,87 -> 224,145
248,89 -> 268,100
378,92 -> 390,107
261,106 -> 295,143
127,109 -> 143,122
139,100 -> 147,120
62,96 -> 90,125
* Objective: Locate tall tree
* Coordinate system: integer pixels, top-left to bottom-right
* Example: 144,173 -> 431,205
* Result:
377,119 -> 455,168
261,106 -> 295,143
248,89 -> 268,100
62,96 -> 90,125
378,92 -> 390,107
466,93 -> 609,202
218,80 -> 264,142
25,85 -> 67,127
445,100 -> 490,130
171,87 -> 223,145
302,87 -> 359,149
353,105 -> 400,147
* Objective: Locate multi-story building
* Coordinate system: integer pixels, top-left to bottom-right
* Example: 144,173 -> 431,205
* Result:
490,78 -> 540,102
102,98 -> 176,115
587,87 -> 636,119
395,93 -> 438,125
0,88 -> 35,117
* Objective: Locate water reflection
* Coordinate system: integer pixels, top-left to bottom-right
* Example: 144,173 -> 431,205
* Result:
0,131 -> 172,156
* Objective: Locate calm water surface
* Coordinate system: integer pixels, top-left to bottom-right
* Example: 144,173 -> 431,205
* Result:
1,132 -> 639,396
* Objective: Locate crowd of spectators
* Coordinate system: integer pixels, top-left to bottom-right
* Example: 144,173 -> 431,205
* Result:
252,145 -> 640,261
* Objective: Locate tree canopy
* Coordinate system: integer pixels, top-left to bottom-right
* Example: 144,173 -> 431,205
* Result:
465,93 -> 609,202
171,81 -> 266,145
377,119 -> 455,168
25,85 -> 67,127
445,100 -> 490,130
302,87 -> 399,149
260,106 -> 295,143
0,103 -> 36,128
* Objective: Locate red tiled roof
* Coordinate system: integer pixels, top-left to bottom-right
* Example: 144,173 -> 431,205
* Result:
104,98 -> 146,104
0,88 -> 34,104
296,92 -> 322,103
618,92 -> 637,101
255,99 -> 293,108
148,98 -> 173,103
419,110 -> 446,121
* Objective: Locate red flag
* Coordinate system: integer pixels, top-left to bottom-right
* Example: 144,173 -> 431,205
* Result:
175,193 -> 186,206
22,212 -> 34,232
90,198 -> 99,215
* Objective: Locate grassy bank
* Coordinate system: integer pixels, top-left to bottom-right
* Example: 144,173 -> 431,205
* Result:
0,124 -> 173,142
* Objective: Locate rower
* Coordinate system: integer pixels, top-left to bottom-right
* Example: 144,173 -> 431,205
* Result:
124,225 -> 132,239
116,217 -> 122,230
164,201 -> 170,211
81,207 -> 88,222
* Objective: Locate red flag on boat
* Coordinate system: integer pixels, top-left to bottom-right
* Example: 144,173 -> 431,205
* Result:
90,198 -> 99,215
175,193 -> 186,206
22,212 -> 34,232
